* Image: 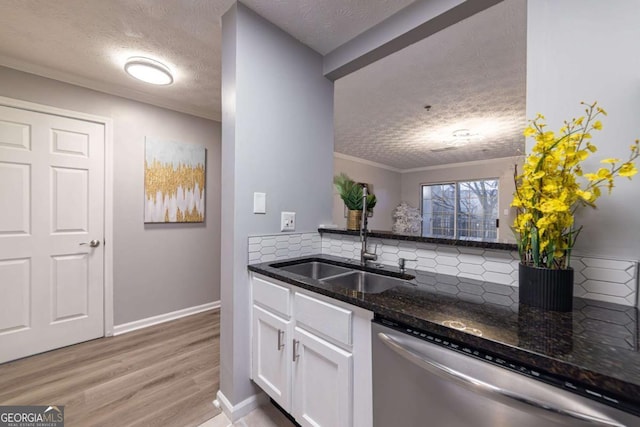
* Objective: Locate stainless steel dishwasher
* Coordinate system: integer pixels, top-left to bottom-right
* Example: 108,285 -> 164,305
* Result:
372,317 -> 640,427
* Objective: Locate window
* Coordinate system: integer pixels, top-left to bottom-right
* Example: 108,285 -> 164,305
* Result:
421,179 -> 499,240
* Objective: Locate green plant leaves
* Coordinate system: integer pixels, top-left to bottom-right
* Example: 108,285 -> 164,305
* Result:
333,173 -> 377,212
531,226 -> 540,267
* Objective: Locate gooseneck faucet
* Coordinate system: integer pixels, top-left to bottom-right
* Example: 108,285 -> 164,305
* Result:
360,186 -> 378,266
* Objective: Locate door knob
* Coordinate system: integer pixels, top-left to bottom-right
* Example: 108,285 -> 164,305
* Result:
80,240 -> 101,248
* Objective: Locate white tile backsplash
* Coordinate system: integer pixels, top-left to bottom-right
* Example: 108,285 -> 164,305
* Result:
248,232 -> 321,264
247,231 -> 639,307
320,233 -> 639,307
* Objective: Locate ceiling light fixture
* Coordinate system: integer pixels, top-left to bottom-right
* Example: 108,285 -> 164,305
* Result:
452,129 -> 480,140
124,57 -> 173,85
449,128 -> 482,145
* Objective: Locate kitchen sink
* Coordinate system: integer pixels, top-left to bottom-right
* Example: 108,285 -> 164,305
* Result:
322,271 -> 405,294
273,260 -> 410,294
276,261 -> 352,280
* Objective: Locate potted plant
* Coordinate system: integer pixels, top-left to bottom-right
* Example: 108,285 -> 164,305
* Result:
333,173 -> 377,230
512,101 -> 638,311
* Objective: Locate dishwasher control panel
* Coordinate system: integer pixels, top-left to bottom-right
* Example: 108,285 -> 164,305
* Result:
374,315 -> 640,417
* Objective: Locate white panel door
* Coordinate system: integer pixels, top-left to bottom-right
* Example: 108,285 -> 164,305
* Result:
0,105 -> 105,363
251,305 -> 292,411
293,327 -> 353,427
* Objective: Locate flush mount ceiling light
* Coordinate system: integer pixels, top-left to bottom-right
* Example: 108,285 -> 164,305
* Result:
449,128 -> 482,145
124,57 -> 173,85
452,129 -> 480,139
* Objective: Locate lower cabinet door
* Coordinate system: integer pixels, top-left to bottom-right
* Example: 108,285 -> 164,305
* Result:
252,305 -> 291,411
292,326 -> 353,427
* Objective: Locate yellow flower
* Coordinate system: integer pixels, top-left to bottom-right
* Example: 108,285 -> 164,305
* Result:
601,158 -> 620,164
576,150 -> 589,161
539,199 -> 569,213
542,131 -> 556,143
619,162 -> 638,177
597,168 -> 612,179
512,102 -> 639,268
536,216 -> 551,229
576,189 -> 593,202
531,171 -> 545,179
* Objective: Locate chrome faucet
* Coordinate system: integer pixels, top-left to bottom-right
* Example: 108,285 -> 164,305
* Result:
360,186 -> 377,266
398,258 -> 407,274
398,257 -> 416,274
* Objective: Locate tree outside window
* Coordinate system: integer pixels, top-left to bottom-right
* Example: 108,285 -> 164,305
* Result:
421,179 -> 498,240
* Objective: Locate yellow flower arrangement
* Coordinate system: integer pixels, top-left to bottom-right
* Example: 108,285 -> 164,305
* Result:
512,101 -> 639,269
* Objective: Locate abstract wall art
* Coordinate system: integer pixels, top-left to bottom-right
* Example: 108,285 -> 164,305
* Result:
144,138 -> 206,223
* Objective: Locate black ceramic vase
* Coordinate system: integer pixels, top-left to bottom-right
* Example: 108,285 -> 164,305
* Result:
518,263 -> 574,312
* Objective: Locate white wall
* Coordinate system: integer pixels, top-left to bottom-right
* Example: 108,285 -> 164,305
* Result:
400,156 -> 523,243
527,0 -> 640,259
0,66 -> 221,325
333,154 -> 401,230
221,3 -> 334,407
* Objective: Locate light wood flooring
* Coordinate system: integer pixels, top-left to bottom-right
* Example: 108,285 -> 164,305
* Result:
0,310 -> 221,427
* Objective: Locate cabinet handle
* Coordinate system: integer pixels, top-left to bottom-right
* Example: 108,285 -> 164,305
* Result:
292,339 -> 300,362
277,329 -> 285,351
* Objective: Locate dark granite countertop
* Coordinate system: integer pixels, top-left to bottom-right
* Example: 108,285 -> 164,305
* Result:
318,227 -> 518,251
248,254 -> 640,411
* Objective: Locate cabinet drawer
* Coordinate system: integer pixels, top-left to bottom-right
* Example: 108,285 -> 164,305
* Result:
253,276 -> 291,317
294,292 -> 352,347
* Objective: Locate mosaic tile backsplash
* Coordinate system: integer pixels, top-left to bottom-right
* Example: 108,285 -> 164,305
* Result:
321,233 -> 639,307
248,232 -> 321,264
247,232 -> 638,307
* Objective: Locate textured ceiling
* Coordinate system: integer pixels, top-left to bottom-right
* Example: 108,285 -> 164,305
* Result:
0,0 -> 414,120
0,0 -> 231,119
0,0 -> 527,168
334,0 -> 527,170
243,0 -> 415,55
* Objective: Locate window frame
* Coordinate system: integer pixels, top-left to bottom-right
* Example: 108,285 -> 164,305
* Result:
420,177 -> 500,241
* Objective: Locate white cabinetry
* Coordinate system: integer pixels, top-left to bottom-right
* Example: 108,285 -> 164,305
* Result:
252,304 -> 291,409
250,273 -> 372,427
293,326 -> 352,427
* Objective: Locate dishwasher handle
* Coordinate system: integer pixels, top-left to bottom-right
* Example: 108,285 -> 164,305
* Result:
378,332 -> 626,427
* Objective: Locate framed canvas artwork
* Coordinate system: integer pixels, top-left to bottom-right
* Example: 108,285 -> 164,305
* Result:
144,138 -> 206,223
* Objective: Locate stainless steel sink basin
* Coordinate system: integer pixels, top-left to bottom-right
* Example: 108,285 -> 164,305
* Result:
274,260 -> 410,294
322,271 -> 405,294
277,261 -> 352,280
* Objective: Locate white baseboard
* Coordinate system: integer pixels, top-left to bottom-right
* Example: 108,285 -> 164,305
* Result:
215,390 -> 267,422
113,301 -> 220,336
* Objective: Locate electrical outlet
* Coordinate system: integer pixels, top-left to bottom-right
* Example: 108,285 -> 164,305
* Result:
281,212 -> 296,231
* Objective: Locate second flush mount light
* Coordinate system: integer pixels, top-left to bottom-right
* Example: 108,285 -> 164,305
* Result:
124,57 -> 173,85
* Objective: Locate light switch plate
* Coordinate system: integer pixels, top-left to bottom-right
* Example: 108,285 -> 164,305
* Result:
254,192 -> 266,214
281,212 -> 295,231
